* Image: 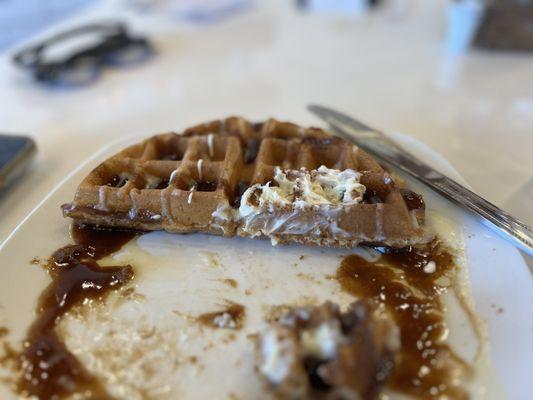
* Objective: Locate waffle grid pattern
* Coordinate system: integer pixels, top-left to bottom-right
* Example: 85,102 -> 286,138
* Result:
62,117 -> 425,247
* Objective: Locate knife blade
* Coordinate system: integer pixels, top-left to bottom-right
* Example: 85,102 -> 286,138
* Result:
308,104 -> 533,256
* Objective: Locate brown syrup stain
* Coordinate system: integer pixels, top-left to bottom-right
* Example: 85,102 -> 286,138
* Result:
0,327 -> 8,338
30,257 -> 41,265
154,178 -> 170,190
5,224 -> 136,400
197,302 -> 246,330
244,138 -> 261,164
263,304 -> 295,323
337,240 -> 472,399
192,180 -> 218,192
231,181 -> 250,208
400,189 -> 425,211
362,189 -> 383,204
222,278 -> 238,288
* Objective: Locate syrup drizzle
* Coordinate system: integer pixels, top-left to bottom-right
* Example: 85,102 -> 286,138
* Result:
244,138 -> 260,164
337,240 -> 472,399
8,224 -> 136,400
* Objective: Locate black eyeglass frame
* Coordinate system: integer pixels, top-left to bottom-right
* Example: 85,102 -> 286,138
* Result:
13,23 -> 153,85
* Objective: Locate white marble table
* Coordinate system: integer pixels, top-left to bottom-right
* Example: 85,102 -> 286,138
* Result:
0,0 -> 532,241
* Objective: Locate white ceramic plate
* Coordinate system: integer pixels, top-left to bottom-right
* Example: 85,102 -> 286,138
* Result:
0,133 -> 531,399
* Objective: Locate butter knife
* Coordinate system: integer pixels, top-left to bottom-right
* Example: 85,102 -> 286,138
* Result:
308,104 -> 533,256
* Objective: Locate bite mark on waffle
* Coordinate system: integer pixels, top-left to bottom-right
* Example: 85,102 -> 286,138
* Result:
62,117 -> 426,248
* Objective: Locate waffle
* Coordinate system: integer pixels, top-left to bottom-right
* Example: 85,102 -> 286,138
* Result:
62,117 -> 426,248
255,301 -> 399,399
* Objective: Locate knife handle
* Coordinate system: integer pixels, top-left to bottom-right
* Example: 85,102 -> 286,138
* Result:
394,158 -> 533,256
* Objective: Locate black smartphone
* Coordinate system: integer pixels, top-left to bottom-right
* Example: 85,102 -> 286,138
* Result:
0,134 -> 37,190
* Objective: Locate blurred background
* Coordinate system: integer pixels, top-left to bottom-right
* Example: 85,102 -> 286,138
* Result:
0,0 -> 93,51
0,0 -> 532,240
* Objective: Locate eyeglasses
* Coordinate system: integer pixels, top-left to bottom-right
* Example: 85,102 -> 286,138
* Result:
13,22 -> 154,87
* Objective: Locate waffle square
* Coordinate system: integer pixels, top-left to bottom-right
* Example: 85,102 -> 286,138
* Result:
62,117 -> 426,247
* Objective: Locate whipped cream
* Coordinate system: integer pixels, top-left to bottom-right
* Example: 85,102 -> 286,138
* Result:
213,312 -> 237,329
209,167 -> 369,243
301,321 -> 343,359
231,166 -> 367,242
259,327 -> 296,384
242,166 -> 365,211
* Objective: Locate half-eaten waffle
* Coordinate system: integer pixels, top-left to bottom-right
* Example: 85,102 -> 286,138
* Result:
62,117 -> 426,247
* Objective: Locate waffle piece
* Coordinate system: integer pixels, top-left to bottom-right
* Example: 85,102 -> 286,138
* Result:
255,301 -> 399,400
62,117 -> 426,247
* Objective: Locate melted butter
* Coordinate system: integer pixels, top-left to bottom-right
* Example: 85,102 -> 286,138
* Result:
6,224 -> 136,400
337,240 -> 472,399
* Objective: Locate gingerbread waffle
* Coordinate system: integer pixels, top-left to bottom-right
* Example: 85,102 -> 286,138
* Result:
62,117 -> 426,247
